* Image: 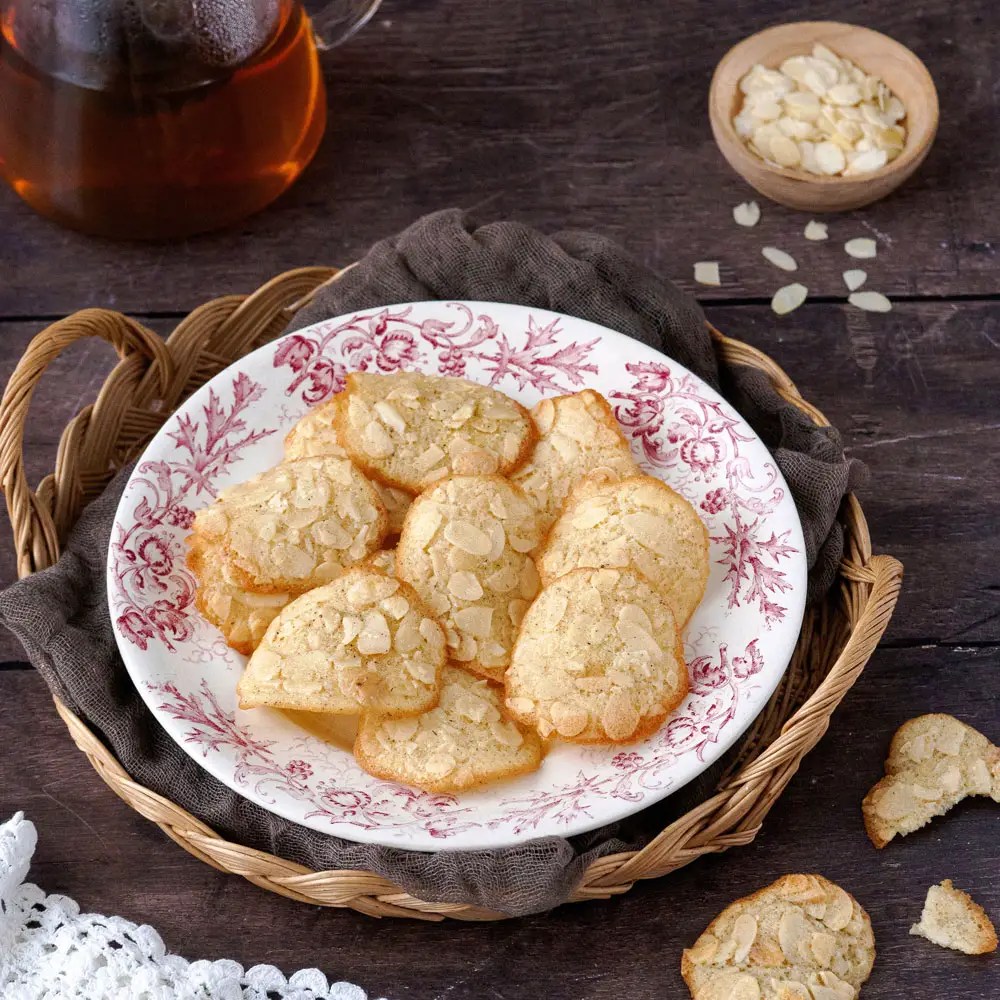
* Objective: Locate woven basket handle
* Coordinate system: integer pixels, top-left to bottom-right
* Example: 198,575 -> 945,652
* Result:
0,310 -> 174,578
0,268 -> 339,580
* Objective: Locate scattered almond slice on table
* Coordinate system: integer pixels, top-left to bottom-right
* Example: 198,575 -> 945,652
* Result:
694,261 -> 722,286
911,880 -> 998,955
843,269 -> 867,291
733,201 -> 761,227
862,714 -> 1000,848
771,283 -> 808,316
849,291 -> 892,313
845,238 -> 878,259
804,220 -> 829,241
761,246 -> 797,272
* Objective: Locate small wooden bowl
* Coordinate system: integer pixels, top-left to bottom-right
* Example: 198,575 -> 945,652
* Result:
709,21 -> 939,212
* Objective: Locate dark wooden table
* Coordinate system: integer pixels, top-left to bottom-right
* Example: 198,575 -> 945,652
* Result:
2,2 -> 998,997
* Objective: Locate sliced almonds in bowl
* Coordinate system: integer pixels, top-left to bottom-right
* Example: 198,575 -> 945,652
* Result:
709,21 -> 939,212
734,43 -> 907,179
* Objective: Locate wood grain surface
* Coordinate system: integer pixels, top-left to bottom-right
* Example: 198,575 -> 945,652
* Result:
1,0 -> 997,996
0,0 -> 997,315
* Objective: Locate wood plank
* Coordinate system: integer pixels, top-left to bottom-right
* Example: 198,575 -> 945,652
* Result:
704,299 -> 1000,645
2,650 -> 996,999
1,0 -> 997,316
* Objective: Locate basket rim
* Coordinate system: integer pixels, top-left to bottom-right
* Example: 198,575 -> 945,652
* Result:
0,269 -> 903,920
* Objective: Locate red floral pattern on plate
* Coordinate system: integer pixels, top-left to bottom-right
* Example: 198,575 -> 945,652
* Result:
108,302 -> 806,851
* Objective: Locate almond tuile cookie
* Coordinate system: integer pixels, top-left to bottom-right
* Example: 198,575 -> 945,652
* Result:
862,714 -> 1000,849
910,879 -> 998,955
511,389 -> 639,532
284,398 -> 412,534
192,456 -> 388,594
506,566 -> 688,744
355,666 -> 542,793
187,535 -> 293,654
237,567 -> 446,717
396,474 -> 543,683
536,473 -> 710,626
335,371 -> 536,492
681,874 -> 876,1000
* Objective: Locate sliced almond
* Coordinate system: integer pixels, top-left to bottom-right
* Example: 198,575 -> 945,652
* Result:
771,282 -> 808,316
872,782 -> 918,820
540,591 -> 569,630
448,570 -> 484,601
618,603 -> 654,634
393,617 -> 422,653
424,752 -> 457,779
811,931 -> 837,967
778,907 -> 811,961
844,237 -> 877,259
507,531 -> 537,554
770,135 -> 801,167
845,147 -> 888,175
815,140 -> 846,175
601,691 -> 640,741
443,520 -> 493,556
827,82 -> 862,105
571,501 -> 611,530
823,887 -> 854,931
848,290 -> 892,313
405,657 -> 437,685
373,400 -> 406,434
731,913 -> 758,962
843,269 -> 867,291
486,565 -> 518,593
451,633 -> 478,661
250,646 -> 282,678
380,595 -> 409,620
342,614 -> 363,645
356,610 -> 391,655
489,719 -> 525,748
383,716 -> 418,741
732,201 -> 761,227
362,419 -> 394,458
506,696 -> 535,717
685,934 -> 719,966
453,605 -> 493,639
761,246 -> 798,272
418,617 -> 441,645
455,692 -> 489,723
550,701 -> 589,738
415,443 -> 446,471
694,261 -> 721,287
804,220 -> 828,241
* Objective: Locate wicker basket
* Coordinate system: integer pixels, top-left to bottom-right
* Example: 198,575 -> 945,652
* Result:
0,267 -> 903,921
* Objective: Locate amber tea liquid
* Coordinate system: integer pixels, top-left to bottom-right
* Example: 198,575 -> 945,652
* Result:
0,1 -> 326,238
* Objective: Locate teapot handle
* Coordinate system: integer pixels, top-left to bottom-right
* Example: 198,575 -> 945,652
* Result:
302,0 -> 382,51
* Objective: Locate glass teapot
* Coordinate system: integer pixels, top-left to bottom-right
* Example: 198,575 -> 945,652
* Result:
0,0 -> 380,239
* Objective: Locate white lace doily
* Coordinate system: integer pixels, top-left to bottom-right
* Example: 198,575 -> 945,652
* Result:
0,812 -> 388,1000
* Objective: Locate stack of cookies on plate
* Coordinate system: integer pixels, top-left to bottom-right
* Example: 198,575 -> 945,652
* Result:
186,371 -> 709,793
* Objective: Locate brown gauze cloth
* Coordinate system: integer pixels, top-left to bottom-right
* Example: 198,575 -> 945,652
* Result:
0,209 -> 865,917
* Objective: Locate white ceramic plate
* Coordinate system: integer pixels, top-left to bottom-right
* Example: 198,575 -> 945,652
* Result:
108,301 -> 806,851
